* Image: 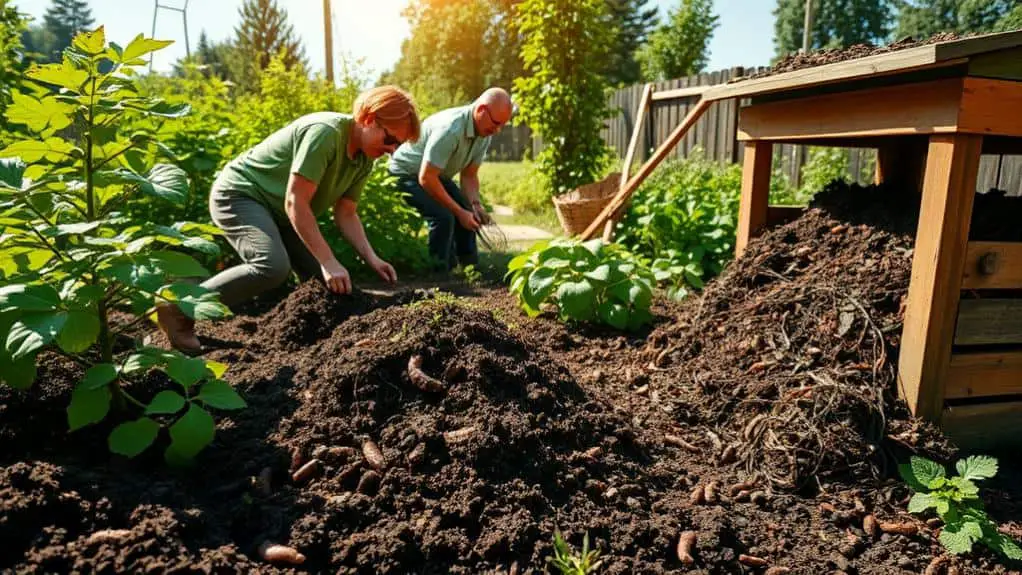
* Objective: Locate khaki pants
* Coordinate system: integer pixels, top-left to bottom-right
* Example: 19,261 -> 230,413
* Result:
200,182 -> 321,307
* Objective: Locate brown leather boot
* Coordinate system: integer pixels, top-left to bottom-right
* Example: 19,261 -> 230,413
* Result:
156,302 -> 202,355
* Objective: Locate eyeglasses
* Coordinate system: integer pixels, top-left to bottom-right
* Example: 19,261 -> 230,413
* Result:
482,106 -> 506,129
378,123 -> 402,146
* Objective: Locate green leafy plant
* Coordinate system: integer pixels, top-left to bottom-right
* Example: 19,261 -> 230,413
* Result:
545,530 -> 603,575
899,455 -> 1022,560
0,26 -> 243,465
506,238 -> 655,330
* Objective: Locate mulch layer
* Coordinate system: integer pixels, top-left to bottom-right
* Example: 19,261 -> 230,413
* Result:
3,184 -> 1022,574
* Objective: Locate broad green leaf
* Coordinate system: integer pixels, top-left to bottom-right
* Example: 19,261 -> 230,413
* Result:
67,383 -> 111,431
950,476 -> 981,498
0,284 -> 61,312
556,280 -> 596,321
197,380 -> 246,410
47,221 -> 101,236
6,92 -> 75,133
72,26 -> 106,55
165,404 -> 215,465
0,158 -> 24,188
159,283 -> 230,320
0,352 -> 37,389
524,266 -> 557,309
0,247 -> 54,276
105,258 -> 166,293
7,311 -> 68,359
0,138 -> 76,163
146,390 -> 186,415
166,355 -> 208,389
26,61 -> 89,92
108,417 -> 160,457
992,533 -> 1022,561
121,34 -> 174,61
907,456 -> 945,490
899,461 -> 930,492
583,264 -> 611,283
956,456 -> 998,481
507,252 -> 531,273
143,164 -> 189,204
205,360 -> 228,379
962,521 -> 985,541
81,363 -> 118,390
627,307 -> 654,330
581,238 -> 603,256
543,257 -> 571,269
122,347 -> 175,374
56,310 -> 99,353
939,524 -> 978,555
148,250 -> 210,279
908,492 -> 941,513
598,300 -> 628,330
127,99 -> 190,118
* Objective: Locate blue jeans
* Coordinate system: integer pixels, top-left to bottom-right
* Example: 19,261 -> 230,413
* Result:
392,172 -> 478,271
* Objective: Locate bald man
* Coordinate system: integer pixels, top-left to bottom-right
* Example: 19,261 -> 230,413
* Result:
388,88 -> 513,271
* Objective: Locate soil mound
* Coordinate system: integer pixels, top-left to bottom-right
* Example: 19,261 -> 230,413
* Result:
258,280 -> 380,350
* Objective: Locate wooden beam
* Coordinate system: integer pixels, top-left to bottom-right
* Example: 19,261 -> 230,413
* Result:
961,241 -> 1022,289
738,78 -> 964,141
651,85 -> 708,101
898,134 -> 983,422
603,83 -> 653,241
736,142 -> 773,256
580,98 -> 712,240
943,399 -> 1022,449
968,46 -> 1022,81
958,77 -> 1022,138
874,138 -> 928,193
955,299 -> 1022,346
766,205 -> 804,227
947,351 -> 1022,399
935,30 -> 1022,62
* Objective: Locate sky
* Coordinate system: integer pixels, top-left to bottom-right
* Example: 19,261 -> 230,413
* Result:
12,0 -> 776,82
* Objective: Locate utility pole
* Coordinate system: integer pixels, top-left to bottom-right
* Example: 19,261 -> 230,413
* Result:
150,0 -> 190,72
802,0 -> 815,53
324,0 -> 334,83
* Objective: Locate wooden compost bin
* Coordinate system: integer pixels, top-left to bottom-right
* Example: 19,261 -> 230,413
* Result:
722,31 -> 1022,449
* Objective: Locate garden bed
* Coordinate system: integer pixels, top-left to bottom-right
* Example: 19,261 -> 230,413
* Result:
3,186 -> 1022,574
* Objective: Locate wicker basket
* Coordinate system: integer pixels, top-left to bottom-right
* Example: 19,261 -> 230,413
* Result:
551,172 -> 622,236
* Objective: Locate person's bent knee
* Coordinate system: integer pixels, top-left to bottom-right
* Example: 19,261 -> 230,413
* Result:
253,258 -> 292,288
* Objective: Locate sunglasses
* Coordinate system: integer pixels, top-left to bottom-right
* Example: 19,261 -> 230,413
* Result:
378,123 -> 402,146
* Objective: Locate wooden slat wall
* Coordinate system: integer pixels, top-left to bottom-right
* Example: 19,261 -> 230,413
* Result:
498,67 -> 1022,196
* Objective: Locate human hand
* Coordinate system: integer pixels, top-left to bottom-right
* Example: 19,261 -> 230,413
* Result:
320,259 -> 351,294
471,200 -> 492,225
456,208 -> 481,232
369,256 -> 397,284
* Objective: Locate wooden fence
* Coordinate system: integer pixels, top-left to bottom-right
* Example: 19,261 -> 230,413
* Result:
489,66 -> 1022,194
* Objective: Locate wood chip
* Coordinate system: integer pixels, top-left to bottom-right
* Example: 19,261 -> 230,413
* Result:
719,444 -> 737,464
863,514 -> 877,538
705,481 -> 719,504
924,555 -> 949,575
258,542 -> 306,565
689,484 -> 706,505
291,459 -> 321,485
362,440 -> 387,470
728,478 -> 758,496
85,529 -> 133,545
407,443 -> 427,465
356,470 -> 381,495
764,568 -> 791,575
582,446 -> 602,459
664,434 -> 700,453
443,426 -> 477,445
739,554 -> 769,567
676,531 -> 696,565
354,338 -> 374,347
878,521 -> 917,535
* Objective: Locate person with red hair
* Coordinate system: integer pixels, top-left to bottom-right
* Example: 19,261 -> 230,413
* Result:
157,85 -> 420,354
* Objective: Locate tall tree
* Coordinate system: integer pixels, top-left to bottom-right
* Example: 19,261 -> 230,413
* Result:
1,0 -> 25,134
514,0 -> 614,195
603,0 -> 659,86
773,0 -> 895,61
635,0 -> 718,81
231,0 -> 307,93
40,0 -> 93,61
895,0 -> 1016,39
995,5 -> 1022,31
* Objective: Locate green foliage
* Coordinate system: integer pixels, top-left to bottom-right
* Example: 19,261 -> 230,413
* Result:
896,0 -> 1016,39
900,455 -> 1022,561
507,238 -> 656,330
546,530 -> 603,575
0,27 -> 243,465
39,0 -> 94,62
636,0 -> 719,81
0,0 -> 25,126
603,0 -> 660,86
613,153 -> 740,300
230,0 -> 308,93
995,5 -> 1022,32
513,0 -> 615,196
773,0 -> 896,61
479,159 -> 551,215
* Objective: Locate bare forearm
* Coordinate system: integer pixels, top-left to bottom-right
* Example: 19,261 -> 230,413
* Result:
285,201 -> 335,265
420,172 -> 464,214
334,211 -> 377,263
461,173 -> 480,205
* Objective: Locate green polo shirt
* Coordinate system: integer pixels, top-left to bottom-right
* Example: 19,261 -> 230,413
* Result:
388,105 -> 490,179
218,112 -> 373,219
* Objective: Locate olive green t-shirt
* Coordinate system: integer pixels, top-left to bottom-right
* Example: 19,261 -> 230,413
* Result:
218,112 -> 373,218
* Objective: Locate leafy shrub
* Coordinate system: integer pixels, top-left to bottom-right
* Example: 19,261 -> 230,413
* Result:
507,238 -> 655,330
900,455 -> 1022,560
613,153 -> 740,300
0,28 -> 243,465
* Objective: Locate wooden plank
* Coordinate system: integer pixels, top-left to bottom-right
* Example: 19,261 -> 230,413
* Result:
955,299 -> 1022,346
650,85 -> 708,101
942,400 -> 1022,449
962,241 -> 1022,289
968,46 -> 1022,81
946,351 -> 1022,399
736,142 -> 774,256
580,99 -> 713,240
935,30 -> 1022,62
603,83 -> 653,241
958,78 -> 1022,137
898,134 -> 983,422
738,78 -> 964,141
766,205 -> 804,226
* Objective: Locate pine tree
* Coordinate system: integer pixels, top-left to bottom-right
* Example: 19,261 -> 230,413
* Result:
231,0 -> 307,92
773,0 -> 895,62
604,0 -> 659,86
636,0 -> 718,81
41,0 -> 94,61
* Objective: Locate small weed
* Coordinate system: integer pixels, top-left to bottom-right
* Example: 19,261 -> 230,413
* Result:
459,264 -> 483,286
545,530 -> 603,575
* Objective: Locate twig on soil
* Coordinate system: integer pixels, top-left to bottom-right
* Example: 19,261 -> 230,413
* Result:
664,434 -> 700,453
878,521 -> 918,535
739,554 -> 769,567
676,531 -> 696,565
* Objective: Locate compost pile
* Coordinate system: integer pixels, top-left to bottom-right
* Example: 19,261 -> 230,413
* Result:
645,180 -> 952,493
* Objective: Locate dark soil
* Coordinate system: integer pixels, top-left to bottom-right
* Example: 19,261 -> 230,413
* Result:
737,31 -> 964,81
4,184 -> 1022,574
